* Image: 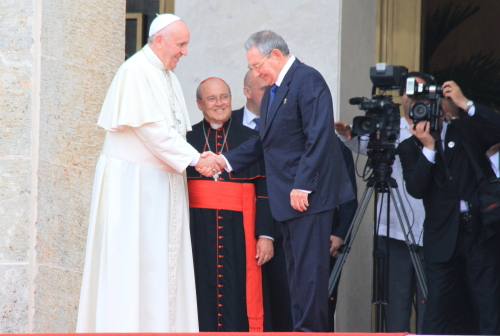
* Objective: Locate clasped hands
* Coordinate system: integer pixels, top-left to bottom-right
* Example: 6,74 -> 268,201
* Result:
196,152 -> 309,212
195,151 -> 227,177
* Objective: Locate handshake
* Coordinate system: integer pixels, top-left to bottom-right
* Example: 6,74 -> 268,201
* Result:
195,151 -> 227,177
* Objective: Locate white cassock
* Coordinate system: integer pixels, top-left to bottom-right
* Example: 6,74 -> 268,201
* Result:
76,45 -> 199,332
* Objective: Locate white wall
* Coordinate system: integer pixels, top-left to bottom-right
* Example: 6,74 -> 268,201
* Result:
175,0 -> 343,124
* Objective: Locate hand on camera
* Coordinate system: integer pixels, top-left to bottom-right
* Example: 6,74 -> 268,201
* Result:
334,121 -> 353,140
410,121 -> 435,151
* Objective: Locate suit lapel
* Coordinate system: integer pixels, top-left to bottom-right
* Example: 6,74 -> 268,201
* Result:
260,88 -> 270,136
262,59 -> 301,139
262,84 -> 289,136
444,122 -> 461,166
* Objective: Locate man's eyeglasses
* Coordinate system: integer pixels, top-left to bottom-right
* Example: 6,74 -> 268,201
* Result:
248,53 -> 271,71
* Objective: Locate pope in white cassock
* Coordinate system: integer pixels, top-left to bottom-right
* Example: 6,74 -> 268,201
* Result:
76,14 -> 218,332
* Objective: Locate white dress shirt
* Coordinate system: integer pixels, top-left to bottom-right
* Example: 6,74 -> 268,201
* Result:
490,151 -> 500,178
243,105 -> 259,130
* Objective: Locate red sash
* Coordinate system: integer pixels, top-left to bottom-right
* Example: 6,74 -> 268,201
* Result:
188,180 -> 263,332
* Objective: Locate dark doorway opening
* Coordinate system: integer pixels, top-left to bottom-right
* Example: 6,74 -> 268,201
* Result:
422,0 -> 500,110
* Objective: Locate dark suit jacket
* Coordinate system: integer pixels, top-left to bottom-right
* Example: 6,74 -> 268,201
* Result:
224,58 -> 355,222
331,139 -> 358,239
232,107 -> 244,124
397,104 -> 500,263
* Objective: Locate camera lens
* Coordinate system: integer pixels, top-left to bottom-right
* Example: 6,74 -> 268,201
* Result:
411,102 -> 428,119
352,116 -> 376,135
360,119 -> 373,133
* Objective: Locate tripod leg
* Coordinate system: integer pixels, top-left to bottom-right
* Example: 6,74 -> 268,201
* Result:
328,184 -> 376,296
391,187 -> 427,299
388,187 -> 428,300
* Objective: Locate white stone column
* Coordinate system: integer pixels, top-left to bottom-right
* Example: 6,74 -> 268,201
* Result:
0,0 -> 125,332
336,0 -> 377,332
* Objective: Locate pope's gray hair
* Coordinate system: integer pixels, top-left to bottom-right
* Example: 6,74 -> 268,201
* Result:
147,23 -> 175,45
244,30 -> 290,56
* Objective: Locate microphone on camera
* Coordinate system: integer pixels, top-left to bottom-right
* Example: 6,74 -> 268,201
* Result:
349,97 -> 364,105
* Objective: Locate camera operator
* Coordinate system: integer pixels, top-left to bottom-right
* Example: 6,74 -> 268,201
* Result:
397,81 -> 500,335
334,72 -> 430,333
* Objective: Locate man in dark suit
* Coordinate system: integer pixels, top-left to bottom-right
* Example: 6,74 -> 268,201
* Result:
233,70 -> 293,332
201,30 -> 355,332
397,80 -> 500,335
232,70 -> 268,130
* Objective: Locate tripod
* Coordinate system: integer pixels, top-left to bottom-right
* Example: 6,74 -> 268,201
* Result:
328,153 -> 427,332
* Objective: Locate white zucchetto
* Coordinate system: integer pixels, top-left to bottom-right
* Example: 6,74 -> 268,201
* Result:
148,13 -> 181,37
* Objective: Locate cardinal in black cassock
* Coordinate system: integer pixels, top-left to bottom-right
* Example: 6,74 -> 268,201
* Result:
187,115 -> 274,332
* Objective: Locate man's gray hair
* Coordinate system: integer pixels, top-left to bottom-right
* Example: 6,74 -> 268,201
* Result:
244,30 -> 290,56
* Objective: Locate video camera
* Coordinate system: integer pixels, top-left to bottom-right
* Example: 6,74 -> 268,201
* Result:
350,63 -> 406,148
405,78 -> 444,132
349,63 -> 407,180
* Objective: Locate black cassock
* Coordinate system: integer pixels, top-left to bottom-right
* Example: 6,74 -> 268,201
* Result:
186,118 -> 274,332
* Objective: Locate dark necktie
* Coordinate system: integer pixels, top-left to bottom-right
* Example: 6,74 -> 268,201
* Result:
253,117 -> 260,131
266,84 -> 278,122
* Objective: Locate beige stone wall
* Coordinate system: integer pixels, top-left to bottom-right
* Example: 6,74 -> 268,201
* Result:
0,0 -> 125,332
0,0 -> 36,331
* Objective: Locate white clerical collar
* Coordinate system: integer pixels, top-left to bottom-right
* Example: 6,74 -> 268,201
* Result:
142,44 -> 167,71
210,123 -> 222,129
275,55 -> 296,86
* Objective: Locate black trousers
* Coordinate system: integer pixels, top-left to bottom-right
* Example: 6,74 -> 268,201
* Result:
423,217 -> 500,335
262,230 -> 293,331
279,209 -> 333,332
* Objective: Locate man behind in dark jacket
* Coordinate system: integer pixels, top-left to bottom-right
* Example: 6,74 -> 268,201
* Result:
397,80 -> 500,335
